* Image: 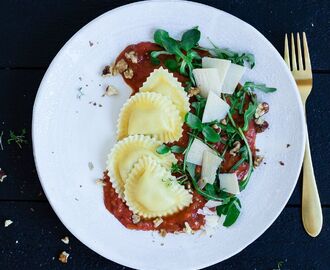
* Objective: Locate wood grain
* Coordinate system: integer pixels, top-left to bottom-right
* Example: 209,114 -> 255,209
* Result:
0,202 -> 329,269
0,0 -> 329,70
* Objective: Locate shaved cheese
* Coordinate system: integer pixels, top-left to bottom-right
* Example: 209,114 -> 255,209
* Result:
202,57 -> 231,90
186,139 -> 214,165
204,200 -> 223,208
192,68 -> 222,97
222,63 -> 246,94
199,150 -> 222,189
219,173 -> 240,194
201,90 -> 230,123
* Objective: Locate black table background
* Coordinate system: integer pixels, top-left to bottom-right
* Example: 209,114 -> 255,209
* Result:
0,1 -> 329,269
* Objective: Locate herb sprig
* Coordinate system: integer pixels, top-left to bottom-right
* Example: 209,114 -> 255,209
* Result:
7,129 -> 28,149
151,27 -> 202,85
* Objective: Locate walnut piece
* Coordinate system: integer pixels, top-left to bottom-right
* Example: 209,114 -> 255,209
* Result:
253,155 -> 264,168
104,85 -> 119,96
4,220 -> 13,227
132,214 -> 141,224
125,51 -> 138,63
102,64 -> 116,77
220,119 -> 227,125
159,229 -> 167,237
255,102 -> 269,118
61,236 -> 69,245
58,251 -> 69,263
123,68 -> 134,79
153,217 -> 164,228
0,168 -> 7,182
115,59 -> 128,74
255,119 -> 269,133
188,87 -> 200,97
229,141 -> 241,156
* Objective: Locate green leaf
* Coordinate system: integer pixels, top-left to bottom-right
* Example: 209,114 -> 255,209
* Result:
204,183 -> 218,197
150,57 -> 160,65
170,145 -> 185,153
208,38 -> 255,69
164,59 -> 178,72
156,144 -> 170,154
150,50 -> 172,65
162,37 -> 182,55
154,29 -> 170,46
202,125 -> 220,143
185,112 -> 203,130
243,82 -> 277,93
223,199 -> 241,227
181,27 -> 201,51
243,102 -> 257,131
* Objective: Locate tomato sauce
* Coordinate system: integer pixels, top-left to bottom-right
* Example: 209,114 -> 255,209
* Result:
103,42 -> 259,232
103,172 -> 205,232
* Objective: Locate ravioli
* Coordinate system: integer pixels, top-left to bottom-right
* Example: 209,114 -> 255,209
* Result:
117,92 -> 183,143
107,135 -> 177,199
124,155 -> 192,218
139,67 -> 190,119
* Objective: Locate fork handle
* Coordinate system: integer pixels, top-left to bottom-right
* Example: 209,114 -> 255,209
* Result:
302,128 -> 323,237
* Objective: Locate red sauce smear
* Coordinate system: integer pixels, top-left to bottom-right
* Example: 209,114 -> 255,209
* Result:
103,42 -> 259,232
103,173 -> 205,233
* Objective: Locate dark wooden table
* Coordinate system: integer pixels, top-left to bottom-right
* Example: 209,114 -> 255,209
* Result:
0,1 -> 329,269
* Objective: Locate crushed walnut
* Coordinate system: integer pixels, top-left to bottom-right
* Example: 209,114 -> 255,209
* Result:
159,229 -> 167,237
255,119 -> 269,133
183,222 -> 194,234
132,214 -> 141,224
61,236 -> 69,245
123,68 -> 134,79
0,168 -> 7,182
95,179 -> 106,186
255,102 -> 269,118
116,59 -> 128,73
188,87 -> 200,97
58,251 -> 69,263
255,117 -> 265,125
221,119 -> 227,125
153,217 -> 164,228
253,155 -> 264,168
104,85 -> 119,96
125,51 -> 138,63
229,141 -> 241,156
102,64 -> 116,77
4,220 -> 13,227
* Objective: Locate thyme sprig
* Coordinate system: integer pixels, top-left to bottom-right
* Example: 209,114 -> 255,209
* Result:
7,129 -> 28,149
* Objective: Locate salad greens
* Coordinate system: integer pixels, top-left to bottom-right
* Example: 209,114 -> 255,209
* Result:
151,27 -> 256,86
150,27 -> 276,227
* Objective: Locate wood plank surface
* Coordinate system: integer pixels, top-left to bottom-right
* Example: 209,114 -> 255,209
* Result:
0,1 -> 329,269
1,202 -> 329,269
0,0 -> 329,70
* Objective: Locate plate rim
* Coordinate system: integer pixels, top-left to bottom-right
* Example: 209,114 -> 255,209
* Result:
32,1 -> 306,269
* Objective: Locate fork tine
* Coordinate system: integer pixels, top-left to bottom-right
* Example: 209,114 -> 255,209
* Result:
297,33 -> 304,70
303,32 -> 311,70
290,33 -> 297,70
284,34 -> 291,69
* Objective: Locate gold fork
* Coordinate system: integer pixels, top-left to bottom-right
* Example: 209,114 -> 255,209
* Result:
284,33 -> 322,237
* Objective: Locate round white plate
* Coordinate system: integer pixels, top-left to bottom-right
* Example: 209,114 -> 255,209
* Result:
32,1 -> 306,269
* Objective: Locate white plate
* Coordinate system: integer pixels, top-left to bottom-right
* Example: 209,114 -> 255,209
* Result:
32,1 -> 306,269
